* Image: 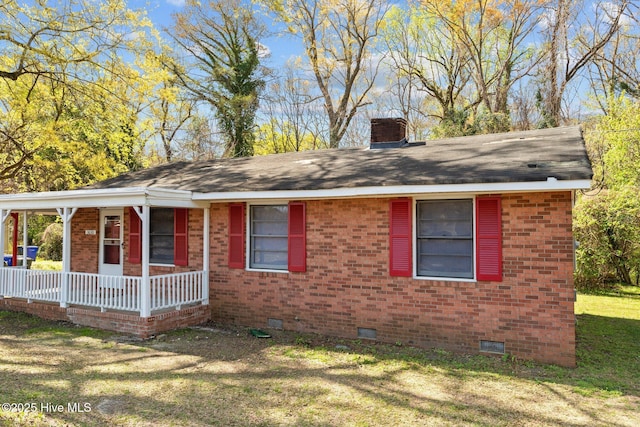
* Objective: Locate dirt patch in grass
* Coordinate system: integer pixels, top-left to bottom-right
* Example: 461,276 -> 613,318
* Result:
0,311 -> 639,426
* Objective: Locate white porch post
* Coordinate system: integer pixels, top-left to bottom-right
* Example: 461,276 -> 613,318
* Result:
22,211 -> 28,268
140,205 -> 151,318
0,209 -> 8,299
56,207 -> 77,308
0,209 -> 9,269
202,207 -> 210,305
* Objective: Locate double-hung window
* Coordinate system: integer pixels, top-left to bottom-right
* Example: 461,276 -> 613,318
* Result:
150,208 -> 175,264
389,196 -> 502,281
250,205 -> 289,270
416,199 -> 473,279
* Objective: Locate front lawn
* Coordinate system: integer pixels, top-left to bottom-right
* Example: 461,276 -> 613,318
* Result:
0,289 -> 638,426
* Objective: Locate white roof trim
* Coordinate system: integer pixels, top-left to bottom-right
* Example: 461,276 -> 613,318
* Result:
0,178 -> 592,211
0,187 -> 206,211
192,179 -> 593,202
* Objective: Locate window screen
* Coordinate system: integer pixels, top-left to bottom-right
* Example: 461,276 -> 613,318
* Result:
417,199 -> 473,278
250,205 -> 288,270
150,208 -> 174,264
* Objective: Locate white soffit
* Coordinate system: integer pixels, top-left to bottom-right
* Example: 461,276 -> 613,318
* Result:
192,178 -> 593,202
0,187 -> 205,211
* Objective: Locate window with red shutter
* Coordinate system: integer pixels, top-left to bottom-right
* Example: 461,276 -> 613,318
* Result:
288,202 -> 306,272
228,203 -> 245,269
416,199 -> 473,278
128,207 -> 142,264
128,207 -> 191,266
174,208 -> 189,266
476,196 -> 502,281
389,198 -> 413,277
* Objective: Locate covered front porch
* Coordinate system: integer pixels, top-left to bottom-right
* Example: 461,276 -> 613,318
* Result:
0,187 -> 211,335
0,268 -> 207,315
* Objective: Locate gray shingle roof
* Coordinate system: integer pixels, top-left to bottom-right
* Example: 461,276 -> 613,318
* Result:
88,126 -> 592,193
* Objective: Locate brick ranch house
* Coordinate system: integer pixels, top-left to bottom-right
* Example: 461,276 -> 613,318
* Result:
0,121 -> 592,367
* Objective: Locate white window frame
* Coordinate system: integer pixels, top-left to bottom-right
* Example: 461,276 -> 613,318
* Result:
149,207 -> 175,266
413,196 -> 477,282
247,203 -> 289,272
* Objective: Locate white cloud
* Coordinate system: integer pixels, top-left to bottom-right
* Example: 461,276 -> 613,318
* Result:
166,0 -> 186,7
257,42 -> 271,59
600,1 -> 632,27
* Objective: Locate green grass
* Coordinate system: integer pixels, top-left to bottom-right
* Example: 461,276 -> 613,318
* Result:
29,260 -> 62,271
576,285 -> 640,318
24,324 -> 111,339
0,288 -> 639,426
573,285 -> 640,395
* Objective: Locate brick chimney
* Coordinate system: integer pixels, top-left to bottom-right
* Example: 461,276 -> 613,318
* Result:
370,118 -> 407,144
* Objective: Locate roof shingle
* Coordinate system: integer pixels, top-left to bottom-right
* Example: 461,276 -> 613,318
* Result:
88,126 -> 592,193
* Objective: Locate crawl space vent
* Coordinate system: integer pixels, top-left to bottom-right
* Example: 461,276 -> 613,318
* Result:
480,340 -> 505,354
267,318 -> 283,330
357,328 -> 377,340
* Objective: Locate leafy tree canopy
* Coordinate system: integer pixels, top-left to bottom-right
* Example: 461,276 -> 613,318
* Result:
576,95 -> 640,289
0,0 -> 161,192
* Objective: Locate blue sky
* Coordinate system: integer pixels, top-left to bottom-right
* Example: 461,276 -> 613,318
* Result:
128,0 -> 302,68
128,0 -> 182,28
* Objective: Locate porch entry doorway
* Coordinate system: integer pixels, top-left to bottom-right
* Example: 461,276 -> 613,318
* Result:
99,209 -> 123,276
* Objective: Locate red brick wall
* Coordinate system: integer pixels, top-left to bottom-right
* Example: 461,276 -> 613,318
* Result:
371,118 -> 407,143
208,192 -> 576,367
66,305 -> 210,338
71,208 -> 99,273
0,299 -> 68,321
0,298 -> 210,338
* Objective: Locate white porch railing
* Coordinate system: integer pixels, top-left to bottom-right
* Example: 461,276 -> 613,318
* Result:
0,268 -> 62,303
67,272 -> 141,312
0,267 -> 28,297
0,269 -> 207,315
150,271 -> 206,311
24,270 -> 63,303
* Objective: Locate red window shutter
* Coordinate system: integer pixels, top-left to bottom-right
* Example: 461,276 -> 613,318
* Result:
389,198 -> 412,277
476,196 -> 502,281
174,208 -> 189,266
228,203 -> 245,269
128,207 -> 142,264
288,202 -> 306,272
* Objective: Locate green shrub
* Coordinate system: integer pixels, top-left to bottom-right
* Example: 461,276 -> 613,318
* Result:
38,222 -> 63,261
574,188 -> 640,291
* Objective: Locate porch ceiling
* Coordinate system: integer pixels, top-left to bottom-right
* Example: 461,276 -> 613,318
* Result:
0,187 -> 207,212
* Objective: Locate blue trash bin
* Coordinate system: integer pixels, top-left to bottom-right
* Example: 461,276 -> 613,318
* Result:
17,246 -> 39,260
26,246 -> 38,260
